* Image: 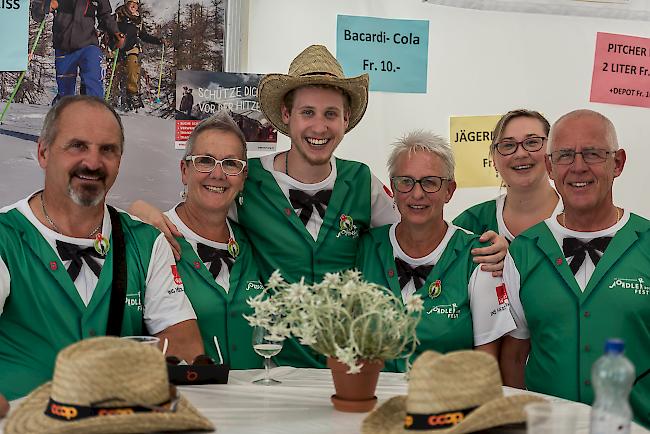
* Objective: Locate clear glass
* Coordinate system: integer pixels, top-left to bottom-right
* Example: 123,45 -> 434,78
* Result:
525,402 -> 578,434
185,155 -> 247,175
252,326 -> 284,385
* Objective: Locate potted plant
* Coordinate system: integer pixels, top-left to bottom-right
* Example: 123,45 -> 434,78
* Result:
245,269 -> 423,412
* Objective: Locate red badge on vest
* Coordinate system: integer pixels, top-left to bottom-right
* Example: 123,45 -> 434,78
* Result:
50,261 -> 57,271
171,265 -> 183,285
496,283 -> 508,305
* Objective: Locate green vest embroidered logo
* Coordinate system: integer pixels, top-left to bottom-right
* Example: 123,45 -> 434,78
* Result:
336,214 -> 359,238
246,280 -> 264,291
608,277 -> 650,295
227,238 -> 240,258
427,303 -> 460,319
125,292 -> 143,311
428,280 -> 442,298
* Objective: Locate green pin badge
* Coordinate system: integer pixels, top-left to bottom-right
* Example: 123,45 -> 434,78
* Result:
94,233 -> 110,256
428,279 -> 442,299
227,237 -> 239,258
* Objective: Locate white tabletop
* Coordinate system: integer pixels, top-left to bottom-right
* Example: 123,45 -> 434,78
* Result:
1,367 -> 649,434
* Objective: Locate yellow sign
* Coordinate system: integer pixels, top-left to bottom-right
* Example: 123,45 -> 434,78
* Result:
450,115 -> 501,188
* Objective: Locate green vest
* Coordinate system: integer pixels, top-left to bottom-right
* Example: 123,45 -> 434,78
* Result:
509,215 -> 650,428
356,225 -> 483,372
175,221 -> 264,369
237,158 -> 372,368
0,209 -> 157,399
453,200 -> 498,236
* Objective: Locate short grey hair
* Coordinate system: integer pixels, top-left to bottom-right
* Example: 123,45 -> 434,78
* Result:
183,110 -> 247,160
387,130 -> 455,180
549,109 -> 619,153
40,95 -> 124,151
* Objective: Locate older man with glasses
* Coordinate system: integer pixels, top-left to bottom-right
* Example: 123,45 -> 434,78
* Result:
501,109 -> 650,428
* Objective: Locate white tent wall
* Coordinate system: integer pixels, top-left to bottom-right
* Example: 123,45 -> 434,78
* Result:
242,0 -> 650,219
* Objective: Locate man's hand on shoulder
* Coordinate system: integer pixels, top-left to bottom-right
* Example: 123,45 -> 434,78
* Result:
472,230 -> 508,277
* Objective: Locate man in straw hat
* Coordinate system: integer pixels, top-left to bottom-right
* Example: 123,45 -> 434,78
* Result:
4,336 -> 214,433
501,109 -> 650,428
362,350 -> 543,434
0,95 -> 204,401
130,44 -> 507,368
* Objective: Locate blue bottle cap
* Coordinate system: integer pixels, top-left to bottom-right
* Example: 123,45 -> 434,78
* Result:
604,338 -> 624,354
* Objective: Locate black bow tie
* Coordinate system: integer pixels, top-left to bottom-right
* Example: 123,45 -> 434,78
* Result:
288,189 -> 332,226
394,257 -> 433,290
56,240 -> 104,281
562,236 -> 612,275
196,243 -> 234,280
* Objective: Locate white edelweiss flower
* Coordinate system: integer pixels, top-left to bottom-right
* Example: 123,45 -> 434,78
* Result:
266,270 -> 285,288
243,315 -> 267,328
339,280 -> 356,299
287,280 -> 309,302
346,361 -> 363,375
299,331 -> 317,346
334,345 -> 357,366
322,272 -> 341,286
405,294 -> 424,313
344,269 -> 362,283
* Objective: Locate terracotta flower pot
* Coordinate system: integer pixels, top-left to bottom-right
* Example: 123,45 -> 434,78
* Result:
327,357 -> 384,412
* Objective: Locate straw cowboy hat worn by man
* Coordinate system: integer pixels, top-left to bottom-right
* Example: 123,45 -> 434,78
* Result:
0,95 -> 204,401
363,350 -> 544,434
234,44 -> 399,368
5,337 -> 214,433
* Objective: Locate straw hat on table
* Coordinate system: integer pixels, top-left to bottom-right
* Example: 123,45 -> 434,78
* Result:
5,337 -> 214,434
362,350 -> 545,434
258,44 -> 369,136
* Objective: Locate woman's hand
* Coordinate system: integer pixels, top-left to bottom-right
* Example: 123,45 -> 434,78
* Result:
471,230 -> 508,277
130,200 -> 183,260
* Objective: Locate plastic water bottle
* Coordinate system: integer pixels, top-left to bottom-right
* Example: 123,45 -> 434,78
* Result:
589,339 -> 635,434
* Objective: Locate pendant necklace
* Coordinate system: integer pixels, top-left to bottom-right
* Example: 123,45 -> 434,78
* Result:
41,191 -> 109,255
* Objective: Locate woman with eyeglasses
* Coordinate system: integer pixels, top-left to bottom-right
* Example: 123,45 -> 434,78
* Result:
133,111 -> 264,368
453,109 -> 561,241
356,131 -> 517,373
453,109 -> 560,387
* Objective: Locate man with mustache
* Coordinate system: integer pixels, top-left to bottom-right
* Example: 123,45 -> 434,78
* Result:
0,95 -> 204,400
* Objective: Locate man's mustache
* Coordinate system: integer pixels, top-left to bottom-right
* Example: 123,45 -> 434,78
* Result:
70,167 -> 107,181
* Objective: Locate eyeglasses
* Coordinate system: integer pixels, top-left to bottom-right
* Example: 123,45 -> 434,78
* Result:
184,155 -> 247,175
391,176 -> 450,194
548,149 -> 616,165
494,136 -> 546,156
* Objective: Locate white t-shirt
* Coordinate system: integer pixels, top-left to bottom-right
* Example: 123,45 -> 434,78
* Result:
230,152 -> 398,241
389,222 -> 516,346
496,193 -> 564,241
503,210 -> 630,339
165,206 -> 234,293
0,193 -> 196,334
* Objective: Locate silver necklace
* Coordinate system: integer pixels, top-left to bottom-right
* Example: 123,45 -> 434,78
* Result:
40,192 -> 102,238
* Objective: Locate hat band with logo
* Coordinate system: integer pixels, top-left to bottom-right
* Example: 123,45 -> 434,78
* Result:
404,406 -> 478,430
45,387 -> 179,422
